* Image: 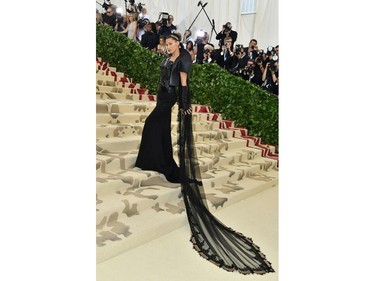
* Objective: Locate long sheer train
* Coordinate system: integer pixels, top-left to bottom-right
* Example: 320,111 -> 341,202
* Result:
178,104 -> 274,275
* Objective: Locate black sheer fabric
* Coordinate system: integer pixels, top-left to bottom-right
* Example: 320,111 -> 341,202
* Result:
137,48 -> 274,275
177,90 -> 274,274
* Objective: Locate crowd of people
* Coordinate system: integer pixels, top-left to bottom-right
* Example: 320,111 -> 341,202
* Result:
96,2 -> 279,96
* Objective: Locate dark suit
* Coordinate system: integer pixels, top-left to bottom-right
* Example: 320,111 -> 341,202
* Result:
244,47 -> 259,60
216,30 -> 238,47
141,31 -> 159,51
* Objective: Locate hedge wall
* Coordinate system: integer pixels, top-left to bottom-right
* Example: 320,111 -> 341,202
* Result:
96,24 -> 278,147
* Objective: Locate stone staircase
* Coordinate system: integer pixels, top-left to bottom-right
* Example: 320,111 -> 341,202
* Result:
96,58 -> 279,264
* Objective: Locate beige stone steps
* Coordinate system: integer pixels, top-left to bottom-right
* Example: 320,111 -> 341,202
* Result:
96,145 -> 264,174
96,133 -> 251,154
96,205 -> 186,263
96,123 -> 230,139
96,167 -> 277,264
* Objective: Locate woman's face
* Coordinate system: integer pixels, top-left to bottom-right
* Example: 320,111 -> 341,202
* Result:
166,38 -> 179,55
129,15 -> 133,21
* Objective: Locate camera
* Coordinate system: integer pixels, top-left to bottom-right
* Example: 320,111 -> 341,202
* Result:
255,57 -> 263,64
101,0 -> 112,10
222,23 -> 231,33
235,44 -> 243,54
159,12 -> 169,26
243,67 -> 254,77
137,2 -> 144,11
269,61 -> 278,72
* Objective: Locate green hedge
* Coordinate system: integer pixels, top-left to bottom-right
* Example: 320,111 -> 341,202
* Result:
96,24 -> 278,147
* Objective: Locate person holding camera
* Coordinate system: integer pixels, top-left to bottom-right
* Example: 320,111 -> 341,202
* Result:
202,44 -> 215,63
216,37 -> 235,70
241,59 -> 255,81
245,39 -> 259,60
216,22 -> 238,48
158,14 -> 176,36
167,15 -> 177,32
261,58 -> 279,96
126,0 -> 138,14
102,6 -> 117,29
233,45 -> 250,74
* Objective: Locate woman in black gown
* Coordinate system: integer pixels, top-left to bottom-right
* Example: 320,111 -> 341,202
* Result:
135,33 -> 274,275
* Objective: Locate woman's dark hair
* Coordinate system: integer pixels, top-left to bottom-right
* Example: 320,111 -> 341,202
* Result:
166,33 -> 185,49
186,41 -> 194,51
166,33 -> 181,42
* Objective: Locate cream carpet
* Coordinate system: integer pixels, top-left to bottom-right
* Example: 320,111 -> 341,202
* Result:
97,185 -> 278,281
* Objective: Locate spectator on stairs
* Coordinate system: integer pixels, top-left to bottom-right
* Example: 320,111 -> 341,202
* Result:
185,41 -> 195,62
157,36 -> 168,57
141,23 -> 159,52
96,9 -> 103,24
125,13 -> 137,41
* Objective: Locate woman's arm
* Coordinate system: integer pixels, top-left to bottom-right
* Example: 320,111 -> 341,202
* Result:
180,72 -> 187,86
180,71 -> 192,115
262,63 -> 269,81
132,22 -> 137,37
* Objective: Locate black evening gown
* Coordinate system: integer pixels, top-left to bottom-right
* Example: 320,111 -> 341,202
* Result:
136,49 -> 274,275
135,59 -> 181,183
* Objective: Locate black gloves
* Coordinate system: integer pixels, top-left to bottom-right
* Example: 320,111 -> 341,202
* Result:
180,86 -> 192,115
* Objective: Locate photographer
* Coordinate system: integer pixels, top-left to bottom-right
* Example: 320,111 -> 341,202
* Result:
168,15 -> 177,32
216,22 -> 238,47
250,56 -> 264,86
102,6 -> 117,29
126,0 -> 138,14
141,22 -> 159,52
229,45 -> 249,75
202,44 -> 215,64
261,57 -> 279,96
241,59 -> 255,81
217,37 -> 235,70
158,13 -> 176,36
245,39 -> 259,60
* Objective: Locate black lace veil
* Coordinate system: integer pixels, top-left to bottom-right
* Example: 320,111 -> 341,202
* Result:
177,90 -> 275,275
